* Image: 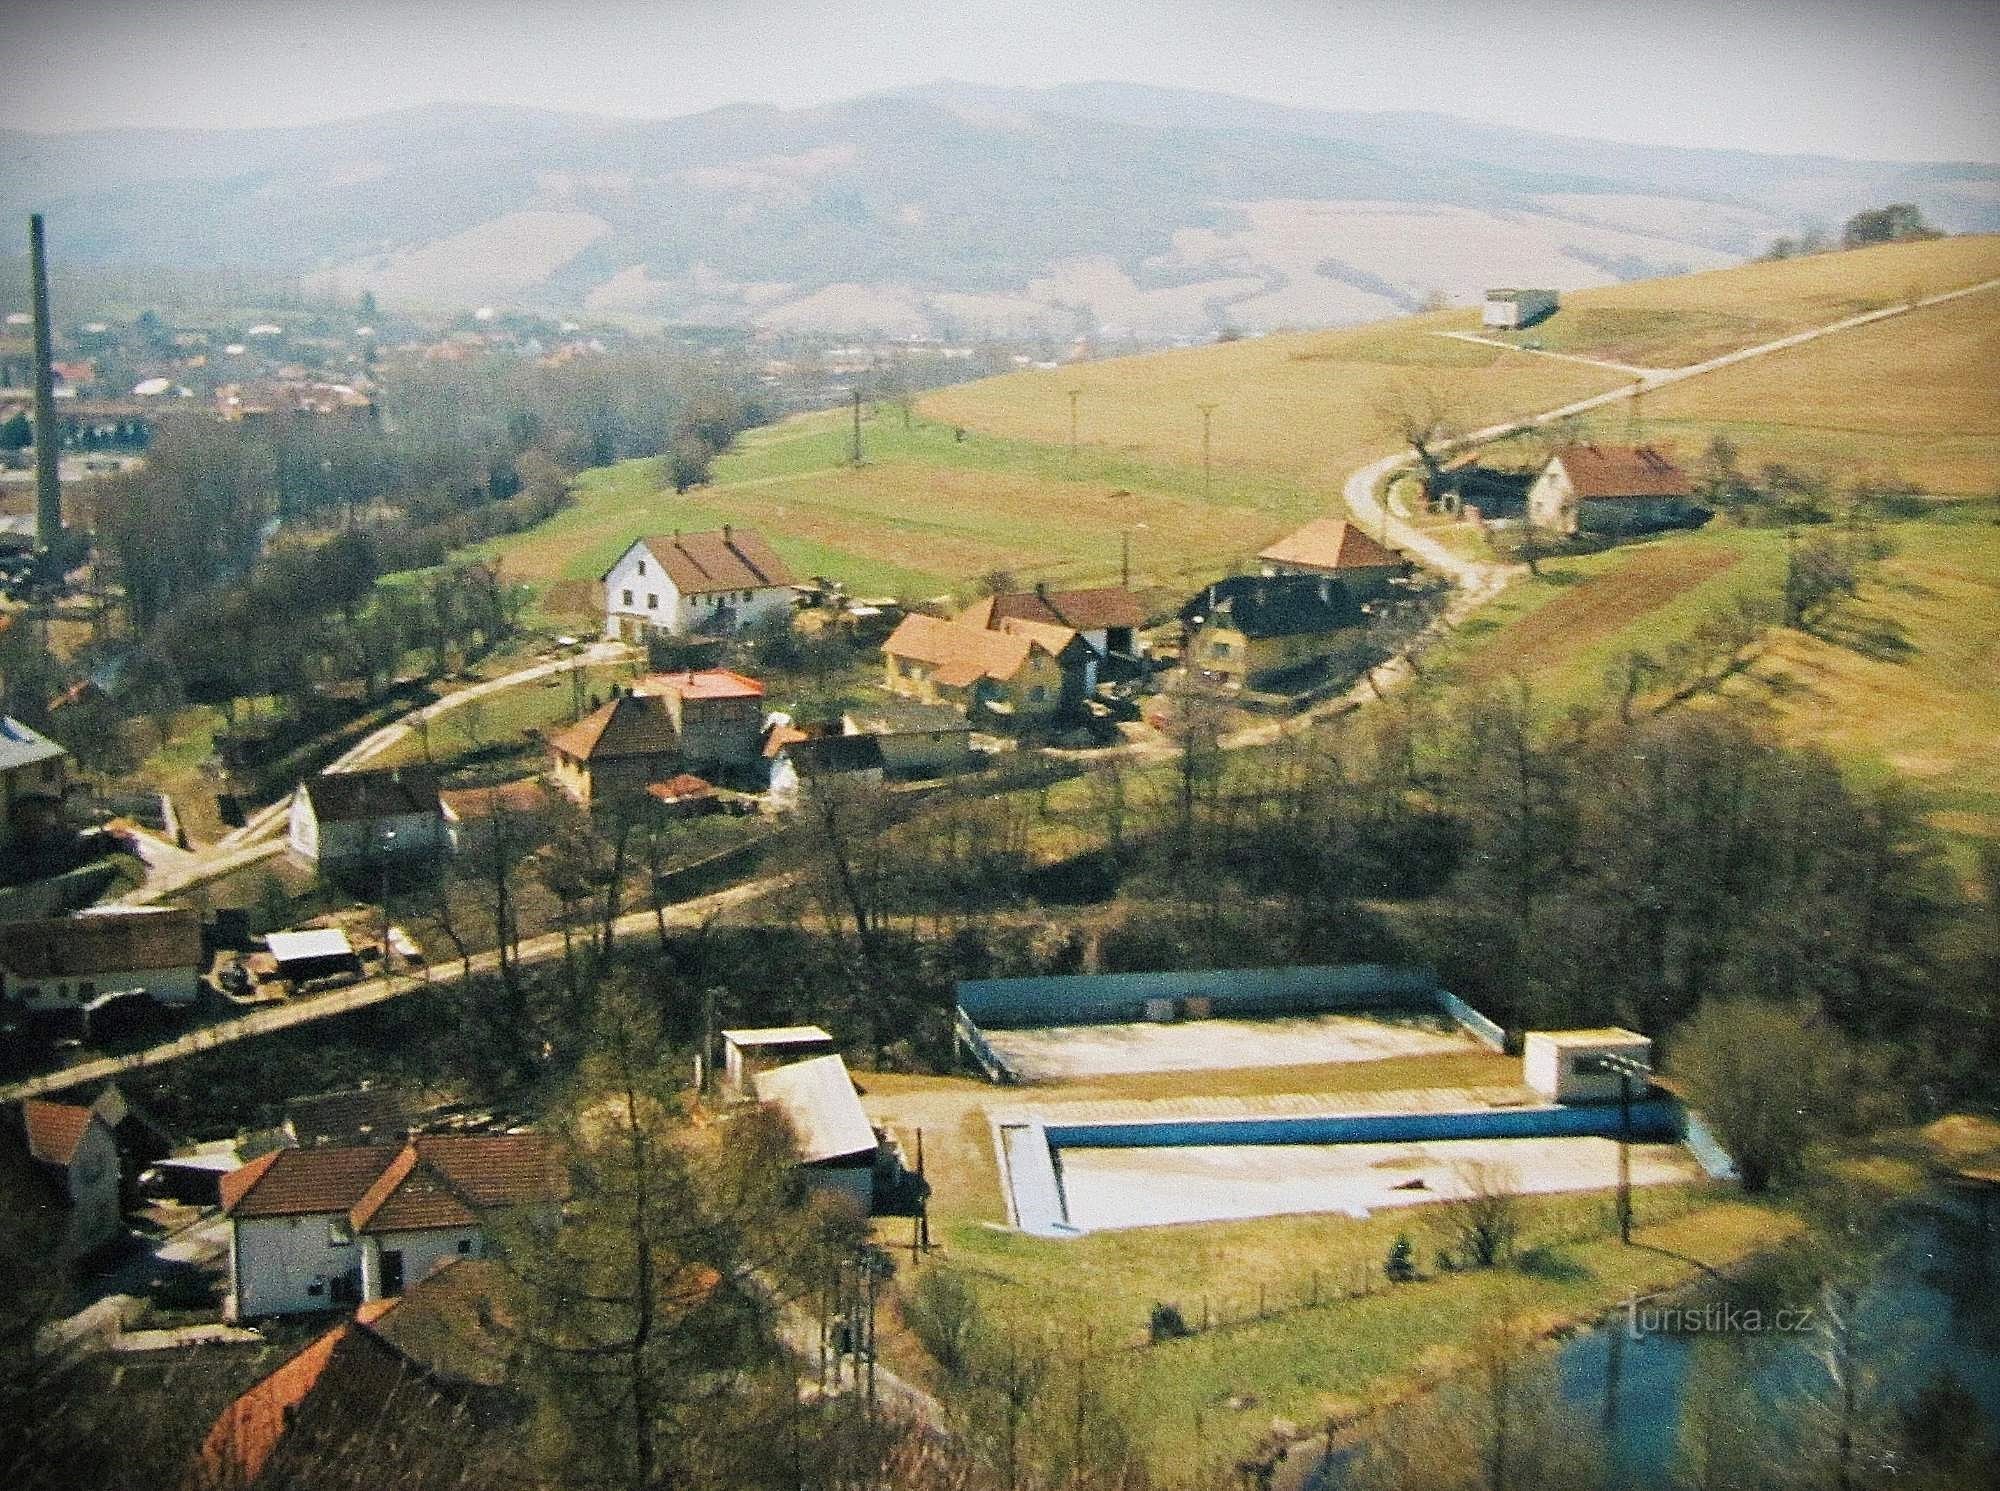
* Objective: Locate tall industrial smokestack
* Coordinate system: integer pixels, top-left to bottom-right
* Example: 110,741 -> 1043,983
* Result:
28,214 -> 62,548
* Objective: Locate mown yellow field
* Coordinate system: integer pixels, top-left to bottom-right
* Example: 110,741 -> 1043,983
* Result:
918,314 -> 1625,490
1570,284 -> 2000,493
1457,233 -> 2000,366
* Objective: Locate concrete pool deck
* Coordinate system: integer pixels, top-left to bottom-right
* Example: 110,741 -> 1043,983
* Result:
1055,1135 -> 1703,1231
989,1083 -> 1704,1235
981,1011 -> 1482,1083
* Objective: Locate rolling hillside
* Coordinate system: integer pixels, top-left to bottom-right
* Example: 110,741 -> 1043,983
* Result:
5,84 -> 1997,334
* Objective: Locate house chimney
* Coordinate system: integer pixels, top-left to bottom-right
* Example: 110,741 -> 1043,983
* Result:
28,215 -> 61,548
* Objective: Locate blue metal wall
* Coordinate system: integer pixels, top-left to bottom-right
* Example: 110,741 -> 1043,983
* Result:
956,963 -> 1441,1028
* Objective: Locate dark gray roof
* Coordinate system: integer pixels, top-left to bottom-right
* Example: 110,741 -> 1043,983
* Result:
1179,574 -> 1364,639
301,767 -> 444,824
788,734 -> 886,775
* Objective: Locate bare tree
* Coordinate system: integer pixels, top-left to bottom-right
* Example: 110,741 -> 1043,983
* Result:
1427,1161 -> 1523,1269
1375,376 -> 1467,489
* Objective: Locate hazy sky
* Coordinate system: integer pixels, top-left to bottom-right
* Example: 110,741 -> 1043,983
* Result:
3,0 -> 1995,162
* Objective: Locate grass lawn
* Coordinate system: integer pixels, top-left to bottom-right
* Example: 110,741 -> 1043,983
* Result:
1426,526 -> 1790,710
1561,284 -> 2000,495
1445,234 -> 2000,368
365,662 -> 638,772
1709,516 -> 2000,846
477,409 -> 1331,621
920,313 -> 1622,496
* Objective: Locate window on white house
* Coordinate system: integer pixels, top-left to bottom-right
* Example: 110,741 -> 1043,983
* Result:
647,594 -> 659,609
622,589 -> 634,605
637,560 -> 646,575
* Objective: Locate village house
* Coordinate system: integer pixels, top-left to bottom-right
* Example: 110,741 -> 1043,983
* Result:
1179,574 -> 1366,691
600,526 -> 797,640
635,668 -> 767,769
880,612 -> 1087,721
957,584 -> 1147,688
1526,444 -> 1701,537
287,767 -> 456,872
752,1053 -> 881,1215
220,1133 -> 554,1320
545,691 -> 680,804
10,1097 -> 123,1257
765,728 -> 887,809
1257,517 -> 1411,602
1,713 -> 69,854
0,906 -> 203,1013
188,1260 -> 516,1491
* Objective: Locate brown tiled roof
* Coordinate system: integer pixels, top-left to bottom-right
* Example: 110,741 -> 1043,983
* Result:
884,613 -> 1064,689
1257,518 -> 1404,573
301,767 -> 444,825
350,1135 -> 555,1234
1555,444 -> 1693,500
647,773 -> 716,803
0,908 -> 201,978
967,586 -> 1145,633
439,778 -> 550,820
22,1099 -> 94,1167
546,693 -> 679,763
220,1145 -> 398,1219
625,528 -> 796,595
640,669 -> 765,701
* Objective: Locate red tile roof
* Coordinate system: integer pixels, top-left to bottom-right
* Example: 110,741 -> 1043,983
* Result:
964,586 -> 1145,633
350,1135 -> 555,1234
640,668 -> 765,701
646,773 -> 716,803
22,1099 -> 94,1167
1555,444 -> 1693,500
1257,518 -> 1404,573
623,528 -> 796,595
220,1145 -> 397,1219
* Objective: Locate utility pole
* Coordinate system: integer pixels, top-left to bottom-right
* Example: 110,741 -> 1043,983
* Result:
1197,402 -> 1218,501
1602,1051 -> 1652,1245
1067,388 -> 1081,459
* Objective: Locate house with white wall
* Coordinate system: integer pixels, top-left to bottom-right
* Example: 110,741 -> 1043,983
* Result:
1523,1028 -> 1654,1104
13,1098 -> 122,1257
220,1134 -> 553,1319
752,1054 -> 880,1215
601,526 -> 796,640
0,907 -> 202,1012
287,767 -> 456,872
1525,445 -> 1698,537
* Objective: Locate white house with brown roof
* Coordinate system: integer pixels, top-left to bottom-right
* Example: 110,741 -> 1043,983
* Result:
287,767 -> 456,871
601,526 -> 797,640
14,1098 -> 122,1256
220,1134 -> 553,1319
1257,518 -> 1411,601
0,907 -> 203,1012
1527,445 -> 1699,537
957,585 -> 1147,688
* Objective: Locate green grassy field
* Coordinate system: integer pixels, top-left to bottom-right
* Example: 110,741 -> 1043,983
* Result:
920,312 -> 1623,494
1554,285 -> 2000,495
478,410 -> 1334,622
1451,234 -> 2000,367
364,662 -> 636,772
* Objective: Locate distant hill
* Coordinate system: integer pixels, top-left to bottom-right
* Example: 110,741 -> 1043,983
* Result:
3,83 -> 1994,336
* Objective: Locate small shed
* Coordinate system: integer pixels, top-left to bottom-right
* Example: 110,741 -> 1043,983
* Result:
721,1026 -> 836,1099
752,1054 -> 878,1215
264,928 -> 362,987
1524,1028 -> 1653,1105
